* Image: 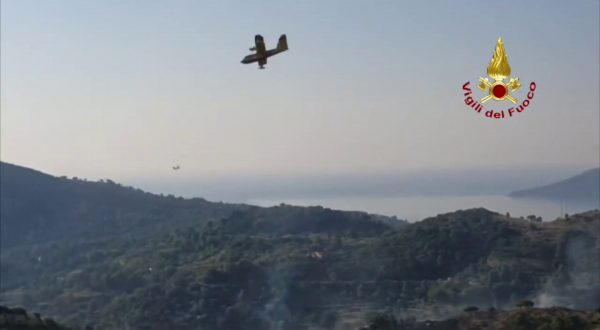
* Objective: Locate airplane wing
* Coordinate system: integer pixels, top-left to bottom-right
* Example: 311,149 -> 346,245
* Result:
254,35 -> 266,55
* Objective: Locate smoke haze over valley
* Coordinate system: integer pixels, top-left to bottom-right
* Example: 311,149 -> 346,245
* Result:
126,166 -> 599,221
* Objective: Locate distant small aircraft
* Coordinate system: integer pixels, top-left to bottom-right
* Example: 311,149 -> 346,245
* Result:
241,34 -> 288,69
172,165 -> 180,170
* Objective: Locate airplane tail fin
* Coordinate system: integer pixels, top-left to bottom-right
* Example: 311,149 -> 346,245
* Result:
277,34 -> 288,51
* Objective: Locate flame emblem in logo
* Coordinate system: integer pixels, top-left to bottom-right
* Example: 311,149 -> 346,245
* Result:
478,38 -> 521,103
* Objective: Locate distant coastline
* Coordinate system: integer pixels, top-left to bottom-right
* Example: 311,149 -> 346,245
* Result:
509,168 -> 600,202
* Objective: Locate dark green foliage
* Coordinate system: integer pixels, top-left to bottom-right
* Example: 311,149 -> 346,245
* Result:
1,162 -> 599,329
0,305 -> 76,330
516,300 -> 534,308
508,311 -> 533,330
365,313 -> 400,329
372,307 -> 600,330
219,205 -> 393,236
2,208 -> 599,329
373,209 -> 522,281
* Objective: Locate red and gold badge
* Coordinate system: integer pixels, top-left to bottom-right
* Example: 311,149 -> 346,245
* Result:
462,37 -> 537,119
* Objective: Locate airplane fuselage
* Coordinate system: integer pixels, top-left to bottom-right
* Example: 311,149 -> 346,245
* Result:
240,49 -> 284,64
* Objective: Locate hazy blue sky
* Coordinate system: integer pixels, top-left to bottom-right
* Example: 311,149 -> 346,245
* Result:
2,0 -> 599,181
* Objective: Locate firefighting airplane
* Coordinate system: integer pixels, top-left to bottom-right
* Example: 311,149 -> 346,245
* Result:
241,34 -> 288,69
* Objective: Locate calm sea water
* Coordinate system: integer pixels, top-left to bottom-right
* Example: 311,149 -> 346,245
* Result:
247,195 -> 599,222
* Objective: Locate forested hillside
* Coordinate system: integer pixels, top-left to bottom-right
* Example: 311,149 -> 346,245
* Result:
2,208 -> 598,329
0,305 -> 78,330
0,162 -> 249,247
1,163 -> 599,329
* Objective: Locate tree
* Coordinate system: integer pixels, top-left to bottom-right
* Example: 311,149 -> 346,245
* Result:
516,299 -> 534,308
366,313 -> 399,330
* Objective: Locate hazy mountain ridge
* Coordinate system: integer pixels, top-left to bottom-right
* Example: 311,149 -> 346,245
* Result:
0,162 -> 401,249
0,161 -> 249,247
510,167 -> 600,202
